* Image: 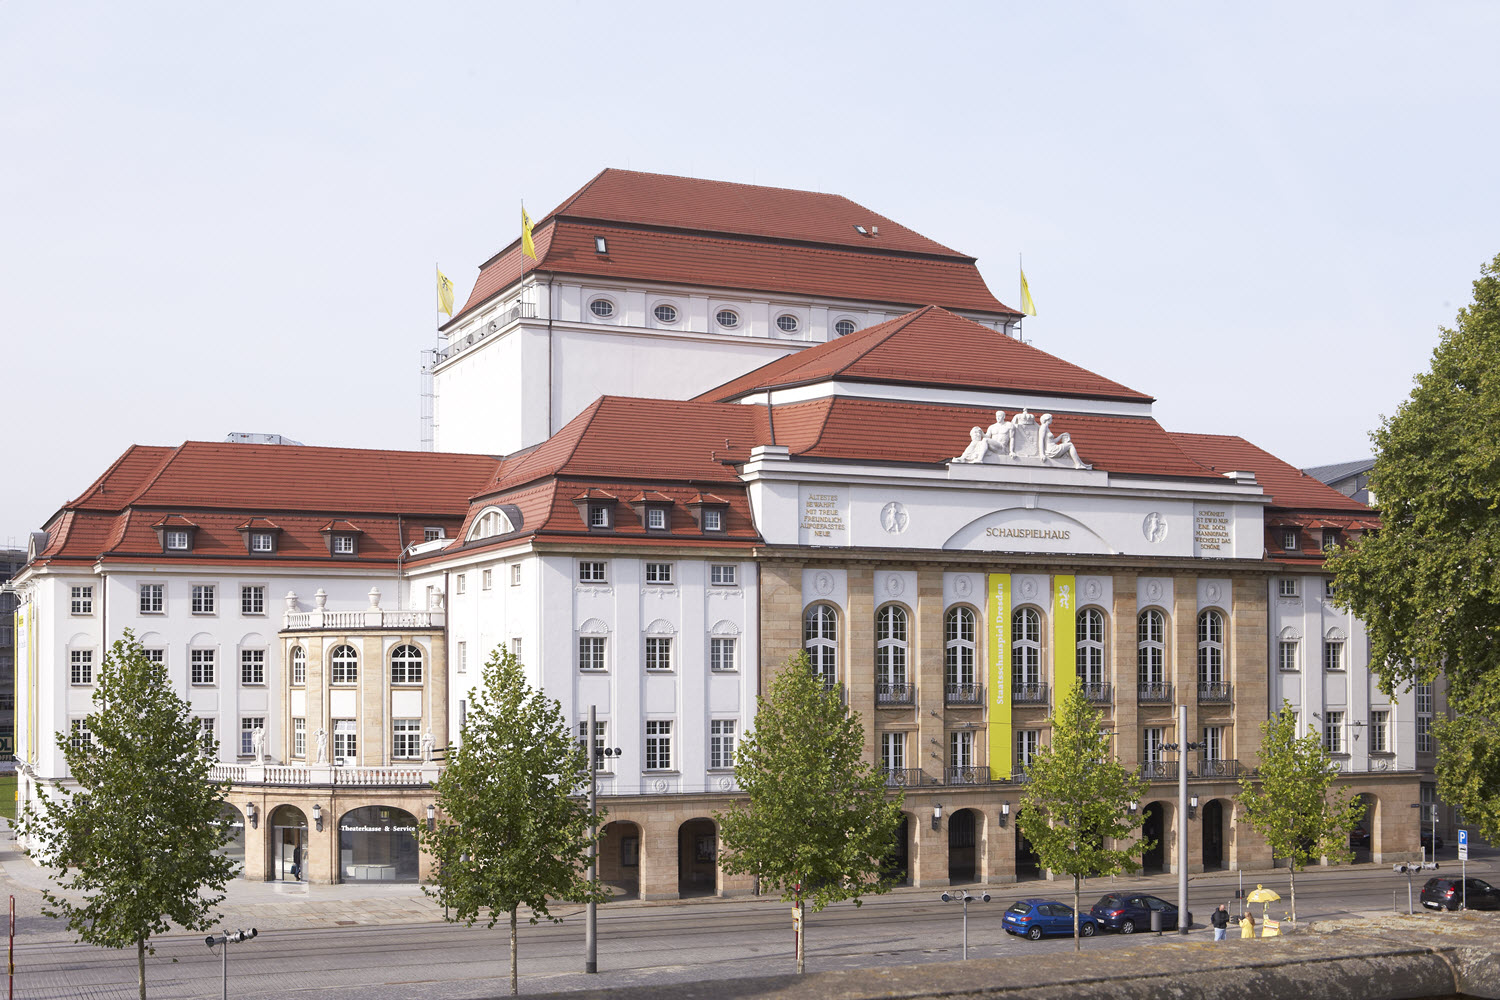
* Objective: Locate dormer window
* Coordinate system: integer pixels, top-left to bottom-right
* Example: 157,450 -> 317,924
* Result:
332,535 -> 356,555
704,510 -> 723,531
166,530 -> 190,551
319,520 -> 364,557
1322,529 -> 1341,551
250,533 -> 274,552
629,492 -> 674,533
468,506 -> 519,541
237,518 -> 282,555
1282,528 -> 1300,551
589,506 -> 611,529
153,515 -> 198,553
571,490 -> 618,532
686,493 -> 730,534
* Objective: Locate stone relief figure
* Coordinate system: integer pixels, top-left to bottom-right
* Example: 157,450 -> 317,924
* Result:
958,427 -> 990,463
420,729 -> 435,762
250,726 -> 266,763
315,727 -> 329,764
985,410 -> 1016,458
1038,413 -> 1090,469
954,408 -> 1090,469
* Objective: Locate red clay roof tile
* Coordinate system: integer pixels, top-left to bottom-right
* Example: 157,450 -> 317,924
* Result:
1168,433 -> 1374,512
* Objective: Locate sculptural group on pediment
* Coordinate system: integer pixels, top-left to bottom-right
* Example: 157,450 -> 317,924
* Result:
954,408 -> 1091,470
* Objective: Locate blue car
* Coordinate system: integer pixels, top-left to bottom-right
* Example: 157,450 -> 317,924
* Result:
1002,898 -> 1099,940
1089,893 -> 1180,933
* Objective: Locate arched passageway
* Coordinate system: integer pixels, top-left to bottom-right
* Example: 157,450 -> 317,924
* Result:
882,814 -> 912,886
948,809 -> 978,883
270,805 -> 307,882
1016,831 -> 1043,881
1351,793 -> 1378,863
1202,799 -> 1227,870
1141,802 -> 1166,874
217,802 -> 246,876
678,818 -> 717,897
600,821 -> 642,898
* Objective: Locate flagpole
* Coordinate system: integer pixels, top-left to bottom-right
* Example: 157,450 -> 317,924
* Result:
1018,252 -> 1024,343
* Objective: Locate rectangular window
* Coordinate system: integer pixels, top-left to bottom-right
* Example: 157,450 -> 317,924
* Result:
197,717 -> 216,750
1325,578 -> 1337,597
645,562 -> 673,585
578,561 -> 607,583
191,648 -> 215,685
70,649 -> 94,685
880,731 -> 906,772
70,718 -> 93,748
579,636 -> 607,671
645,636 -> 673,672
456,574 -> 467,595
710,719 -> 736,769
456,641 -> 467,674
510,564 -> 522,586
240,717 -> 265,757
165,530 -> 190,551
588,505 -> 610,528
293,717 -> 306,758
710,636 -> 737,672
1370,710 -> 1390,754
1416,682 -> 1434,753
1283,529 -> 1299,551
249,532 -> 274,553
510,637 -> 522,660
191,584 -> 215,614
709,563 -> 737,586
332,535 -> 356,555
1278,578 -> 1298,598
424,526 -> 444,542
1323,640 -> 1344,671
241,585 -> 265,615
579,720 -> 609,770
1278,641 -> 1299,671
1144,727 -> 1165,765
1322,529 -> 1341,551
333,719 -> 357,762
392,718 -> 421,759
949,730 -> 975,768
703,509 -> 723,532
139,583 -> 164,614
1324,710 -> 1345,754
70,585 -> 93,615
644,720 -> 673,770
144,648 -> 164,666
1202,725 -> 1223,761
240,649 -> 265,685
481,569 -> 492,590
647,508 -> 667,530
1014,730 -> 1039,769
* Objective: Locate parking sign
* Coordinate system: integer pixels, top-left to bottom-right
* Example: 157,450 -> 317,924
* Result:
1458,829 -> 1468,861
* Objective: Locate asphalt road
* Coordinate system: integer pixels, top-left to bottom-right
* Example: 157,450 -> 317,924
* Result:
10,857 -> 1493,999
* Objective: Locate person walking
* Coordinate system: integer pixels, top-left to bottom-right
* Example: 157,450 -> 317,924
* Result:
1211,904 -> 1231,941
1240,911 -> 1256,939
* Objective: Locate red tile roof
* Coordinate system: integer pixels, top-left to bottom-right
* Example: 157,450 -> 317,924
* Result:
1168,433 -> 1374,512
698,306 -> 1152,404
66,445 -> 176,512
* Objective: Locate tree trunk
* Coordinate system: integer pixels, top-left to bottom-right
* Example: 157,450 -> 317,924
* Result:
136,935 -> 146,1000
509,907 -> 518,996
1288,862 -> 1297,924
1073,874 -> 1081,952
795,896 -> 805,975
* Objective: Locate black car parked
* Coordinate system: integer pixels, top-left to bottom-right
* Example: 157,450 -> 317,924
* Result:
1090,893 -> 1182,933
1421,877 -> 1500,911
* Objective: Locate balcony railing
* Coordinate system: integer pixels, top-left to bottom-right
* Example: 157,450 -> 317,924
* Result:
815,674 -> 847,705
1013,682 -> 1049,705
209,763 -> 436,787
434,301 -> 537,362
945,682 -> 984,707
945,765 -> 990,785
1195,757 -> 1240,779
1139,760 -> 1180,780
1080,682 -> 1113,705
1010,768 -> 1031,784
883,767 -> 927,787
876,681 -> 916,707
1137,682 -> 1174,704
283,609 -> 445,631
1197,682 -> 1233,704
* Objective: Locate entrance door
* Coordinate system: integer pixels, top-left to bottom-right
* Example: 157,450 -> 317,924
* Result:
270,805 -> 309,881
1202,800 -> 1224,870
1142,803 -> 1165,874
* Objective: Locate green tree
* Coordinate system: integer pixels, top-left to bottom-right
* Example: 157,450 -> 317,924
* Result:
1327,252 -> 1500,840
1015,685 -> 1150,950
717,654 -> 903,974
16,631 -> 236,1000
418,647 -> 606,996
1238,702 -> 1364,923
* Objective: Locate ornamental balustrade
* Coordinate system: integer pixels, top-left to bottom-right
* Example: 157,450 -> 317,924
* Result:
1012,682 -> 1049,705
433,301 -> 537,361
283,609 -> 445,631
1139,760 -> 1179,780
876,681 -> 916,707
1194,757 -> 1240,779
1197,682 -> 1233,704
1137,682 -> 1174,704
882,767 -> 928,787
945,682 -> 984,707
208,763 -> 437,787
945,765 -> 990,785
1080,682 -> 1113,705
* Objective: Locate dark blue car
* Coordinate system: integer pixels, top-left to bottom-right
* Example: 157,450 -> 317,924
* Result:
1002,898 -> 1099,940
1090,893 -> 1180,933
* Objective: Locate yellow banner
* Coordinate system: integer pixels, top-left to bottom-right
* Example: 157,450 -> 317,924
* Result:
15,603 -> 32,760
987,573 -> 1011,778
1052,575 -> 1077,710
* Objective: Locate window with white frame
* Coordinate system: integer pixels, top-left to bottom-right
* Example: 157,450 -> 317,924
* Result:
709,563 -> 737,586
330,644 -> 358,684
333,719 -> 357,762
291,645 -> 306,685
292,717 -> 306,758
197,717 -> 216,750
834,318 -> 857,336
456,641 -> 467,673
588,297 -> 615,318
653,303 -> 678,324
481,569 -> 492,590
710,636 -> 736,672
510,564 -> 522,586
1282,528 -> 1299,551
578,635 -> 607,672
1324,710 -> 1346,753
1202,725 -> 1224,761
1278,578 -> 1299,598
190,648 -> 215,685
715,308 -> 739,329
456,574 -> 467,595
1143,727 -> 1165,764
1197,610 -> 1225,686
1015,730 -> 1040,769
803,604 -> 838,685
945,606 -> 976,690
876,605 -> 908,689
646,508 -> 668,530
1322,529 -> 1341,551
240,717 -> 264,757
1077,607 -> 1105,686
139,583 -> 164,614
775,313 -> 800,333
1416,682 -> 1433,753
191,584 -> 215,614
241,585 -> 265,615
645,562 -> 673,585
644,720 -> 673,770
510,637 -> 522,659
1137,609 -> 1166,686
249,532 -> 275,553
880,731 -> 906,772
423,526 -> 444,542
391,644 -> 423,684
577,719 -> 608,770
1011,607 -> 1042,688
143,648 -> 164,666
579,561 -> 607,583
1278,640 -> 1299,671
70,649 -> 94,685
709,719 -> 737,769
70,585 -> 93,615
1323,638 -> 1345,671
165,529 -> 190,551
331,534 -> 357,555
70,719 -> 93,748
1371,710 -> 1390,753
392,718 -> 422,759
240,649 -> 265,685
645,635 -> 673,672
949,730 -> 975,769
703,509 -> 724,531
587,505 -> 611,529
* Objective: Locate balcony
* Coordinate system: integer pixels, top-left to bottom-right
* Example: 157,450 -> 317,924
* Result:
283,609 -> 445,631
945,682 -> 984,707
209,763 -> 438,787
876,681 -> 916,707
945,765 -> 991,785
434,301 -> 537,362
1195,757 -> 1240,779
1013,682 -> 1049,705
1197,682 -> 1233,705
1080,682 -> 1113,705
883,767 -> 927,787
1010,768 -> 1031,784
1137,682 -> 1174,704
1139,760 -> 1180,780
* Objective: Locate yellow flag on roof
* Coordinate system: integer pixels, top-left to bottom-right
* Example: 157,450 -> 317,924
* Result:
1020,267 -> 1038,317
521,204 -> 537,261
436,267 -> 455,317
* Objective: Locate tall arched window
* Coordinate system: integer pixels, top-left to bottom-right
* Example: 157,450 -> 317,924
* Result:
1137,609 -> 1165,689
1076,608 -> 1105,688
290,645 -> 307,686
1011,607 -> 1041,691
803,604 -> 838,687
330,644 -> 359,685
1198,610 -> 1225,688
875,606 -> 908,692
391,644 -> 423,684
945,606 -> 976,696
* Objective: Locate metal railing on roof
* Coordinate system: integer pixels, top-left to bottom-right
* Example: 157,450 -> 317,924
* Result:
434,302 -> 537,362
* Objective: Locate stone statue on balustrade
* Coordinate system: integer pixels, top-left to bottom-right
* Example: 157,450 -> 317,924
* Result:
315,727 -> 329,764
251,725 -> 266,763
953,407 -> 1091,470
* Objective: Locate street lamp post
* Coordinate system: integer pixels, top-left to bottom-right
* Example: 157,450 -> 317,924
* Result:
940,891 -> 989,960
584,704 -> 621,974
1159,705 -> 1203,935
204,927 -> 257,1000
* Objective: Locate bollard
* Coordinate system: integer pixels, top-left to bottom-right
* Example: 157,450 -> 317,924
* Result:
1151,909 -> 1163,934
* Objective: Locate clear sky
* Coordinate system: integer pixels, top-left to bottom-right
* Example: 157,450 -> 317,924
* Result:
3,2 -> 1497,541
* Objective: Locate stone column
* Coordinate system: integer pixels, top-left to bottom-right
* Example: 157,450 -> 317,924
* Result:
1230,575 -> 1270,766
915,567 -> 945,784
758,560 -> 804,695
1112,574 -> 1140,768
361,634 -> 384,765
639,809 -> 678,900
846,565 -> 876,765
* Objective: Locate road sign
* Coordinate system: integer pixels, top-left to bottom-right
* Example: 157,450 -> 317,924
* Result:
1458,829 -> 1468,861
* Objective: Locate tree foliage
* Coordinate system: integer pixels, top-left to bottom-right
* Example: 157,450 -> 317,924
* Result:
16,631 -> 236,1000
1238,702 -> 1364,922
418,647 -> 607,996
716,653 -> 904,973
1328,252 -> 1500,838
1015,685 -> 1150,950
